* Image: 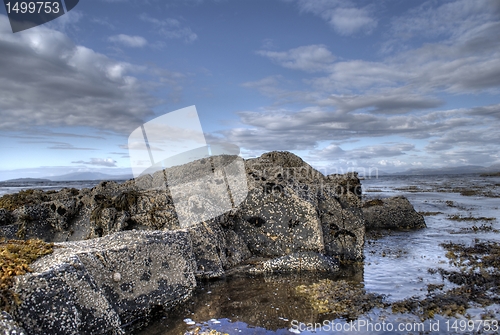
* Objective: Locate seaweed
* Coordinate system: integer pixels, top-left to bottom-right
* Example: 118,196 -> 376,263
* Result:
419,211 -> 442,216
296,279 -> 385,320
90,190 -> 142,225
0,239 -> 54,311
362,199 -> 384,208
392,241 -> 500,320
0,190 -> 50,212
480,172 -> 500,177
447,215 -> 495,222
188,328 -> 229,335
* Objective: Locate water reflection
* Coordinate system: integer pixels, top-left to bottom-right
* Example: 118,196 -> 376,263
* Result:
136,265 -> 365,335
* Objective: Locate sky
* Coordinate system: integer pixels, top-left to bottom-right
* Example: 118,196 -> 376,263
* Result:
0,0 -> 500,180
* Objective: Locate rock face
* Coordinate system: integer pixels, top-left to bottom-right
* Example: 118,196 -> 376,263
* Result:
0,151 -> 426,334
362,196 -> 426,230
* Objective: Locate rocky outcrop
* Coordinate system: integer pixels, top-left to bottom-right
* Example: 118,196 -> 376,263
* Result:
239,151 -> 364,261
0,151 -> 426,334
0,151 -> 365,263
362,196 -> 426,230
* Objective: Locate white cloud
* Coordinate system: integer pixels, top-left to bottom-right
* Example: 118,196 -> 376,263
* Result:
241,76 -> 286,97
109,34 -> 148,47
327,7 -> 377,36
47,142 -> 96,150
258,1 -> 500,97
72,158 -> 117,167
377,159 -> 407,167
320,92 -> 443,114
44,9 -> 83,33
390,0 -> 495,42
0,14 -> 182,134
256,45 -> 335,72
216,102 -> 500,169
236,1 -> 499,170
140,14 -> 198,43
285,0 -> 378,36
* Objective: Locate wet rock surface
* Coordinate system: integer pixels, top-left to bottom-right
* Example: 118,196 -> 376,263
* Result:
243,252 -> 339,274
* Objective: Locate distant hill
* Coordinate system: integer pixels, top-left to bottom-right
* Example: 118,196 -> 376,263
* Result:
0,178 -> 51,183
46,172 -> 133,181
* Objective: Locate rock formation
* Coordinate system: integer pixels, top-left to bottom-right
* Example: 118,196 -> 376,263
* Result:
0,151 -> 425,334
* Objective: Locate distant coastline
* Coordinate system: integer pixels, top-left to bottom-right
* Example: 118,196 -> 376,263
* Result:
0,172 -> 133,183
480,171 -> 500,177
0,178 -> 51,183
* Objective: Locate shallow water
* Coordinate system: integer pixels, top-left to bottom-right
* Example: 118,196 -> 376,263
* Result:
137,174 -> 500,335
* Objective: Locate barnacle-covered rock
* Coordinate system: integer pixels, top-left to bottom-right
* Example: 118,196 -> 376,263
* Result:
10,230 -> 196,334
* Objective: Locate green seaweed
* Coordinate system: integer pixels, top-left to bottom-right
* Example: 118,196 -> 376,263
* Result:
392,241 -> 500,320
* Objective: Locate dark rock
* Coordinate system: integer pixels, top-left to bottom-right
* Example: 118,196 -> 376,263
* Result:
0,209 -> 12,226
362,196 -> 426,230
239,151 -> 364,261
0,152 -> 365,263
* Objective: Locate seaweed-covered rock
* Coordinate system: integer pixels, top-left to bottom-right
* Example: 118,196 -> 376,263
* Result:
362,196 -> 426,230
0,209 -> 12,226
0,151 -> 366,263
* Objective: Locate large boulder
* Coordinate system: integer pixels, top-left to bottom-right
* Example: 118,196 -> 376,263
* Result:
238,151 -> 364,261
10,230 -> 197,334
362,196 -> 426,230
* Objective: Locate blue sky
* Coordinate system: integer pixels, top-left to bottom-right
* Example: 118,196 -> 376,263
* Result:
1,0 -> 500,180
